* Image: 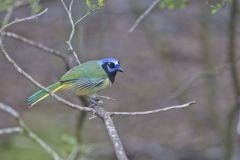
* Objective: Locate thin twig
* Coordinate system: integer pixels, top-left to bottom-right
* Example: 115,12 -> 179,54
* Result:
60,0 -> 70,14
0,31 -> 67,60
74,11 -> 92,25
59,0 -> 94,65
69,0 -> 75,13
97,95 -> 116,101
0,8 -> 48,32
60,0 -> 81,64
0,1 -> 27,41
110,101 -> 195,116
1,1 -> 31,28
0,127 -> 22,135
128,0 -> 161,33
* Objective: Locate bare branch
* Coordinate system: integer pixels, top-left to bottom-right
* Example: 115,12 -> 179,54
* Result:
0,31 -> 68,60
69,0 -> 75,13
89,100 -> 128,160
0,102 -> 19,118
0,127 -> 22,135
128,0 -> 161,33
0,8 -> 48,32
60,0 -> 70,14
0,102 -> 62,160
110,101 -> 195,116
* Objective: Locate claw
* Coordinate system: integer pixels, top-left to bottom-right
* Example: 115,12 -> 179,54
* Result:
89,111 -> 96,120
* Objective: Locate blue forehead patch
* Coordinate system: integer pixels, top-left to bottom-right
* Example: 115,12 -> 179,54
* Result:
100,58 -> 119,64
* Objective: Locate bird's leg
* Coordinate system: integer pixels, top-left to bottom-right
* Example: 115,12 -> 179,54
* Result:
87,95 -> 103,107
87,95 -> 103,120
87,96 -> 98,107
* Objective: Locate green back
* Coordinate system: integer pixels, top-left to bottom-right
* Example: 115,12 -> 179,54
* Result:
60,60 -> 107,82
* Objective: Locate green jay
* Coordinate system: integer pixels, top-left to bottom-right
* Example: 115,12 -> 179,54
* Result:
26,58 -> 123,107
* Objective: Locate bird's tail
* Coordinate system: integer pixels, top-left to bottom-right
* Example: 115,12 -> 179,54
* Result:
26,82 -> 64,107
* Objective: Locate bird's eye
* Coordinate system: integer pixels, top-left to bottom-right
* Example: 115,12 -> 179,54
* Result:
108,62 -> 115,68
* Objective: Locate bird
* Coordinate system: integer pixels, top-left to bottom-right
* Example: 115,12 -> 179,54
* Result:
26,58 -> 123,107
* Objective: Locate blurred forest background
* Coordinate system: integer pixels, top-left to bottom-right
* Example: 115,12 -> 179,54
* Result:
0,0 -> 240,160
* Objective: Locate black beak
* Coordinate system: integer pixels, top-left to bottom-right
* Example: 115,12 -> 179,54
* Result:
118,67 -> 124,72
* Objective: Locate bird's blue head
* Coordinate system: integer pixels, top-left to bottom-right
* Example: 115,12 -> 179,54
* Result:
100,58 -> 123,83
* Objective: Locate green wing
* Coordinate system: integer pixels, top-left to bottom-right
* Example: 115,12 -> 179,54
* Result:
60,60 -> 110,96
62,78 -> 106,96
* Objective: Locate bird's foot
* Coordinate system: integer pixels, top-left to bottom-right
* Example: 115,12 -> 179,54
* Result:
88,95 -> 103,107
89,111 -> 97,120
